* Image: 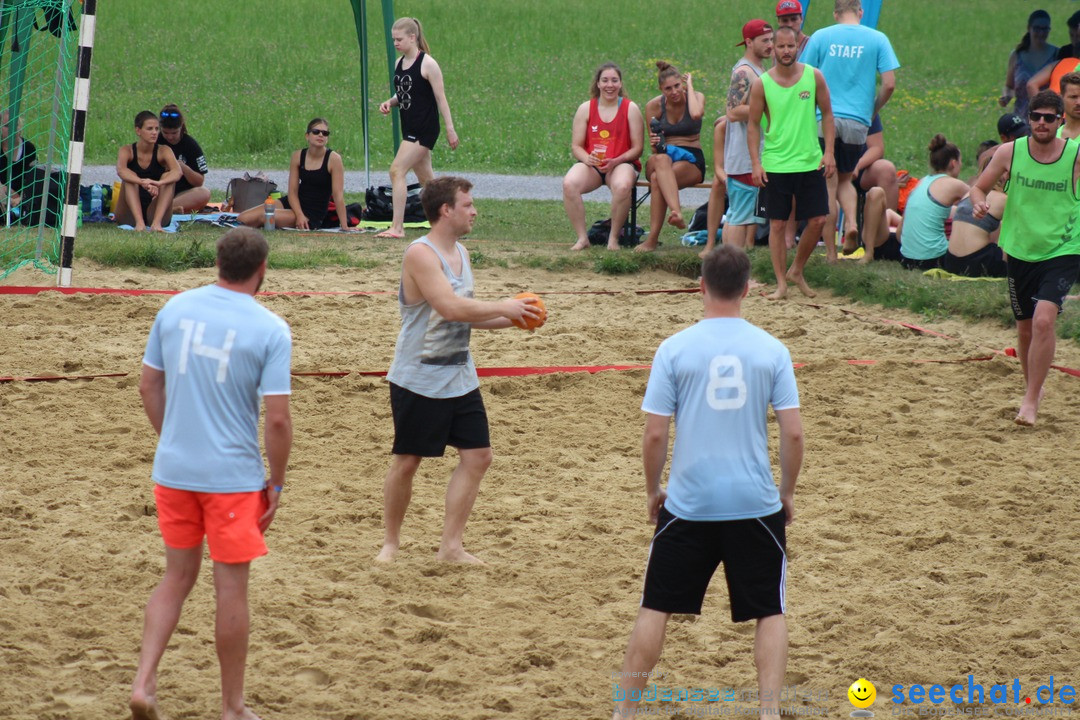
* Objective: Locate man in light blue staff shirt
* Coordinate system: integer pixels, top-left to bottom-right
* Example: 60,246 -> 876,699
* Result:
802,0 -> 899,261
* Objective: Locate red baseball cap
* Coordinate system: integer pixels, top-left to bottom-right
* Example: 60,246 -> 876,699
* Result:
737,19 -> 772,46
776,0 -> 804,16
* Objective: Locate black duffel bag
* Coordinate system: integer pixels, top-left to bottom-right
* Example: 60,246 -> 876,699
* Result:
363,183 -> 425,222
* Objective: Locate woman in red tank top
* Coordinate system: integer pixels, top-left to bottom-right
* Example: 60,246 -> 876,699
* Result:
564,63 -> 644,251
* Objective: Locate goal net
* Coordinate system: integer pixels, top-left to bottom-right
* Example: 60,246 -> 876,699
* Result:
0,0 -> 81,281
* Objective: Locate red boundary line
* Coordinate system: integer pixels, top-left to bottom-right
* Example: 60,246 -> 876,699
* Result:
833,306 -> 1080,378
0,357 -> 1024,384
4,290 -> 1079,379
0,372 -> 128,383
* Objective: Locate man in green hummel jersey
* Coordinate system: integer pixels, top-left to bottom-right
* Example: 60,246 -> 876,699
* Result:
971,90 -> 1080,427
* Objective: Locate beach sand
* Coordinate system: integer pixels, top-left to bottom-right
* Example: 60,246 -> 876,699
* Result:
3,261 -> 1079,719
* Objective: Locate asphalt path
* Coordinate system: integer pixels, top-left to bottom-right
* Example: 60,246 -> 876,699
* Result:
79,165 -> 713,207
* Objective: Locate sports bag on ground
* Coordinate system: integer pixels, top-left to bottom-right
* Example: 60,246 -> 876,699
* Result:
363,183 -> 425,222
225,173 -> 277,213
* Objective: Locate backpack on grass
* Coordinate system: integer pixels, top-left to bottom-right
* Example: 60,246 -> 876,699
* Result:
363,183 -> 425,222
587,218 -> 643,247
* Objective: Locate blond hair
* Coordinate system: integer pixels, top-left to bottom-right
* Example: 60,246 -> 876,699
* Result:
392,17 -> 430,54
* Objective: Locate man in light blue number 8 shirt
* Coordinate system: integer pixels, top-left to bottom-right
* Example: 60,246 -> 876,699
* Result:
611,245 -> 805,720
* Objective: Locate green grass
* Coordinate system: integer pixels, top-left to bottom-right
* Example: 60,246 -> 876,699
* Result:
88,0 -> 1078,175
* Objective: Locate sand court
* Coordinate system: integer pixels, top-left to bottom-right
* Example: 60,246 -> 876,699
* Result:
2,261 -> 1079,720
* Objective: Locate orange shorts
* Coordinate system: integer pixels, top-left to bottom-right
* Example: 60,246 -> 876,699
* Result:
154,485 -> 268,563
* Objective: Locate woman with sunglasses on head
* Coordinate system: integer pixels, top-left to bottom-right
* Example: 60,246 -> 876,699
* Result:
238,118 -> 351,232
156,104 -> 210,214
1001,10 -> 1057,118
114,110 -> 182,231
635,61 -> 706,253
376,17 -> 458,239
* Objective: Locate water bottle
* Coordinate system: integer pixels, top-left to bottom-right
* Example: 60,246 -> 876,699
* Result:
649,118 -> 666,153
90,184 -> 102,215
263,197 -> 275,231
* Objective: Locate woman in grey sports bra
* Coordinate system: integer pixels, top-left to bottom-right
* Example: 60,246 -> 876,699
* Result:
943,191 -> 1008,277
636,61 -> 706,252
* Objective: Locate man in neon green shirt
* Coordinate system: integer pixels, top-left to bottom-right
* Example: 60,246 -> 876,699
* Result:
971,90 -> 1080,426
747,25 -> 836,300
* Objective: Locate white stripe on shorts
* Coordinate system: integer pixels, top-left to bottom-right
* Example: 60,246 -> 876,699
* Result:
639,514 -> 680,607
756,516 -> 788,614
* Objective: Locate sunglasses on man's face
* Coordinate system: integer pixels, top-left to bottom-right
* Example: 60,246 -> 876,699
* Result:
1029,111 -> 1061,124
309,128 -> 330,136
160,111 -> 180,119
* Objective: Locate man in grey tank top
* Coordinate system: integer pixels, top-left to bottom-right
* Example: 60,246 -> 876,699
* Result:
378,176 -> 543,564
723,20 -> 773,249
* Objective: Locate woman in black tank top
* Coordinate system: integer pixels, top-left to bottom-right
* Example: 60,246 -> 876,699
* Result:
637,61 -> 707,253
114,110 -> 181,231
375,17 -> 459,239
238,118 -> 352,232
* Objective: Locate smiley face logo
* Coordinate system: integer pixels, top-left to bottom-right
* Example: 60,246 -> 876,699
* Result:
848,678 -> 876,709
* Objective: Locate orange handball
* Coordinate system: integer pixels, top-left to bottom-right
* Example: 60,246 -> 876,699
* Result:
512,292 -> 547,330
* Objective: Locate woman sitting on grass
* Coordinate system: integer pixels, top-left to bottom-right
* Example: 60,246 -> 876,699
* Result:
635,61 -> 705,253
943,189 -> 1007,278
854,186 -> 903,264
898,134 -> 968,271
157,104 -> 211,214
114,111 -> 181,232
564,62 -> 643,251
238,118 -> 351,232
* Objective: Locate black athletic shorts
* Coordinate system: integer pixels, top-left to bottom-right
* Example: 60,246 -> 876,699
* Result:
870,232 -> 902,262
403,126 -> 440,151
820,137 -> 862,175
942,245 -> 1007,278
641,505 -> 787,622
389,383 -> 490,457
680,146 -> 707,181
762,169 -> 829,221
280,195 -> 329,230
900,254 -> 943,271
1006,253 -> 1080,320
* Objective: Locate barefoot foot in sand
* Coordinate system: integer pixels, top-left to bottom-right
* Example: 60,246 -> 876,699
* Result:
785,270 -> 816,297
1014,404 -> 1037,427
130,692 -> 162,720
437,547 -> 485,564
375,543 -> 399,563
766,285 -> 788,300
